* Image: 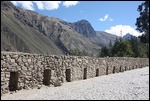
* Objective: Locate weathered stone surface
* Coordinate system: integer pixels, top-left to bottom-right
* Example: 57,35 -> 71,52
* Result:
1,51 -> 149,96
11,54 -> 18,59
54,79 -> 62,87
10,59 -> 15,64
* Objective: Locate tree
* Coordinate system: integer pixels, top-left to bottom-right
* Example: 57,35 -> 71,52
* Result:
128,37 -> 139,57
108,40 -> 113,56
114,37 -> 119,43
136,1 -> 149,35
99,47 -> 110,57
111,40 -> 134,57
110,37 -> 147,58
109,40 -> 113,48
135,1 -> 149,57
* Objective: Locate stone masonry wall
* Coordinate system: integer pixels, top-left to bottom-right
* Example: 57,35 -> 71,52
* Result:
1,51 -> 149,95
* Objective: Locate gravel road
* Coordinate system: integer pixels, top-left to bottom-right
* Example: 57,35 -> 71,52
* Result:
1,67 -> 149,100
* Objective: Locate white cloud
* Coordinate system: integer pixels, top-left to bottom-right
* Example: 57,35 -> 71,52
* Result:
11,1 -> 18,5
11,1 -> 34,10
99,14 -> 113,22
34,1 -> 61,10
33,1 -> 44,10
11,1 -> 62,10
99,14 -> 109,21
11,1 -> 79,10
63,1 -> 79,8
105,25 -> 143,37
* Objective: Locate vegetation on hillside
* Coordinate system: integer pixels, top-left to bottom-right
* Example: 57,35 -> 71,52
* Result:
98,1 -> 149,58
98,37 -> 148,58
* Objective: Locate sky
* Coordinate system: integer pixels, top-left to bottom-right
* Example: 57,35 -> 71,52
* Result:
11,1 -> 144,37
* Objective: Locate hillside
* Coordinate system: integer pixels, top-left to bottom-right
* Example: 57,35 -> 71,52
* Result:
89,31 -> 118,48
1,1 -> 118,56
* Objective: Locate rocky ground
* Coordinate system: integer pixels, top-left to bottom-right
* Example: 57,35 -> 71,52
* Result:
1,66 -> 149,100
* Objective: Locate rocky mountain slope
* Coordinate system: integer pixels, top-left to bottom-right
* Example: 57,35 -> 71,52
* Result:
60,20 -> 118,48
90,31 -> 118,48
123,33 -> 137,41
60,19 -> 96,37
1,1 -> 118,56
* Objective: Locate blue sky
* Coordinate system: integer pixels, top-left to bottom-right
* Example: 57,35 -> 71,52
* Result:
11,1 -> 144,37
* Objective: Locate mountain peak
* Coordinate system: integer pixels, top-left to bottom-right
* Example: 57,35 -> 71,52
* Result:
79,19 -> 89,22
1,1 -> 118,56
71,19 -> 96,37
123,33 -> 137,40
75,19 -> 91,25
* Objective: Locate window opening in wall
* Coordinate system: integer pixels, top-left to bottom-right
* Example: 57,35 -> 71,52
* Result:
133,66 -> 134,69
9,72 -> 19,91
125,66 -> 127,71
43,69 -> 51,85
96,69 -> 99,77
65,69 -> 71,82
106,66 -> 108,75
113,66 -> 115,73
83,68 -> 87,79
119,66 -> 122,72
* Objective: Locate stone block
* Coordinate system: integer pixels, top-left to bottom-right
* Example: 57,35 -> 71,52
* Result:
21,66 -> 28,71
11,54 -> 18,59
54,79 -> 62,87
28,58 -> 32,62
10,59 -> 15,64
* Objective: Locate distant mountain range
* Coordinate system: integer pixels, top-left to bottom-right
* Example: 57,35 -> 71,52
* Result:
1,1 -> 118,56
122,33 -> 137,40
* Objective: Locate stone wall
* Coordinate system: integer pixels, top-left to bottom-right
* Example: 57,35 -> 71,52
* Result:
1,51 -> 149,95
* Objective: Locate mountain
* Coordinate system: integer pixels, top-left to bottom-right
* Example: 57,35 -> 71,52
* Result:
59,20 -> 118,48
1,1 -> 63,55
1,1 -> 101,55
70,20 -> 97,37
123,33 -> 137,40
89,31 -> 118,48
1,1 -> 118,56
59,19 -> 96,37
